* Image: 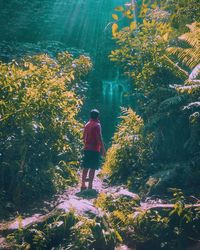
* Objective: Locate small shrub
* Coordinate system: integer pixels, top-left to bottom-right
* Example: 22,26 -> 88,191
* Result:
103,108 -> 153,192
96,190 -> 200,250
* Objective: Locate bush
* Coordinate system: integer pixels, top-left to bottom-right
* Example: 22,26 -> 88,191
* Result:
0,52 -> 92,206
103,108 -> 153,192
95,190 -> 200,250
7,212 -> 117,250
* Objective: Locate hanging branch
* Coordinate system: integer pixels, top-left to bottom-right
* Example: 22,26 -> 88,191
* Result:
104,0 -> 137,33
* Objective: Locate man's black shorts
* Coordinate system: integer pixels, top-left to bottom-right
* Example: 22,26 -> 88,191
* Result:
82,150 -> 100,170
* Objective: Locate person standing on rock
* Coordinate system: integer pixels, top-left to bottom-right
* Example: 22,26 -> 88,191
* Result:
81,109 -> 106,191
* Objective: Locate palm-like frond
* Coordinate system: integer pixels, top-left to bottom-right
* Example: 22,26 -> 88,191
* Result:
171,64 -> 200,94
167,22 -> 200,69
167,47 -> 200,68
175,84 -> 200,94
162,55 -> 188,79
159,95 -> 187,112
180,23 -> 200,47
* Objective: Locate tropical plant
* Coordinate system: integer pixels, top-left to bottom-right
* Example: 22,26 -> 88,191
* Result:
106,0 -> 200,195
110,16 -> 173,93
0,52 -> 92,206
103,108 -> 153,190
6,211 -> 77,249
166,23 -> 200,159
95,191 -> 200,250
167,22 -> 200,69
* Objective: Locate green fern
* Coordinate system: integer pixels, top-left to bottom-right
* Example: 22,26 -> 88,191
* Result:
159,95 -> 187,112
175,84 -> 200,94
162,54 -> 188,80
167,22 -> 200,69
179,23 -> 200,48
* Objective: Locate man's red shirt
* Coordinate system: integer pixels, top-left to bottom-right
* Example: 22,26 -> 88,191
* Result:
83,119 -> 101,152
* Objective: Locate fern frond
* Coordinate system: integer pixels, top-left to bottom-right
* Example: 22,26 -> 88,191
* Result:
175,84 -> 200,94
186,22 -> 200,32
167,47 -> 200,68
171,64 -> 200,94
162,55 -> 188,79
179,33 -> 199,48
167,22 -> 200,69
159,95 -> 187,112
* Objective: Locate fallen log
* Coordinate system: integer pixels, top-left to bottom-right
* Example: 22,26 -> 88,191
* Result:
140,203 -> 200,211
0,209 -> 60,236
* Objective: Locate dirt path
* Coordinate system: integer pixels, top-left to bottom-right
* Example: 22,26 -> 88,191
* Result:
0,171 -> 107,234
1,172 -> 199,249
1,171 -> 198,234
0,171 -> 135,249
0,171 -> 138,249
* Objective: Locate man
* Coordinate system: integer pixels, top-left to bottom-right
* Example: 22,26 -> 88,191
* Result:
81,109 -> 105,191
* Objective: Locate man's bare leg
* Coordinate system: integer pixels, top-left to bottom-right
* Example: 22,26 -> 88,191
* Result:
81,168 -> 89,189
88,169 -> 95,189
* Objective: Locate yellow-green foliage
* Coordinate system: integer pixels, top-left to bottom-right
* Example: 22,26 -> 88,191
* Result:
167,22 -> 200,69
95,192 -> 139,244
7,211 -> 117,250
0,52 -> 92,204
6,211 -> 77,249
69,217 -> 96,250
109,1 -> 200,192
95,192 -> 139,214
95,191 -> 200,250
68,214 -> 117,250
110,2 -> 173,93
166,23 -> 200,155
167,22 -> 200,95
103,108 -> 153,189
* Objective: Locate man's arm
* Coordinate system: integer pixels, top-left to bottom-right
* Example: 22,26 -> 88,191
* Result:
83,126 -> 86,145
97,125 -> 106,156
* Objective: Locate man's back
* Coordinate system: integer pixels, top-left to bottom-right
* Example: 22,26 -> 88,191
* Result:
81,109 -> 105,191
84,119 -> 101,152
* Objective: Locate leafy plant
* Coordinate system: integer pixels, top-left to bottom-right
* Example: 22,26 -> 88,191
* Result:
107,0 -> 200,195
103,108 -> 153,191
95,191 -> 200,250
167,22 -> 200,69
66,214 -> 117,250
109,1 -> 176,94
0,52 -> 92,207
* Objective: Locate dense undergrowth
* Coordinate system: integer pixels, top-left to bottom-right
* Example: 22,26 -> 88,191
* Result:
103,108 -> 153,194
103,0 -> 200,197
6,210 -> 117,250
5,190 -> 200,250
0,1 -> 200,250
0,51 -> 92,216
95,190 -> 200,250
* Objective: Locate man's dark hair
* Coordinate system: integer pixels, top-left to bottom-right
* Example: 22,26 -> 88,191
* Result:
90,109 -> 99,119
